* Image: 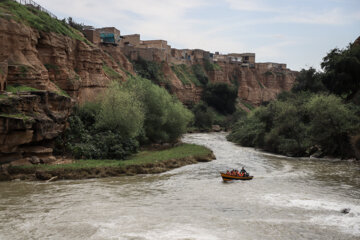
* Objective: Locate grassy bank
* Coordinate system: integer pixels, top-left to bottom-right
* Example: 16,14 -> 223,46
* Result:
4,144 -> 215,181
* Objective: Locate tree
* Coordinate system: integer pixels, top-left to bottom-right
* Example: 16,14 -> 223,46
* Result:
96,82 -> 145,138
292,68 -> 326,93
203,83 -> 238,114
321,44 -> 360,100
123,76 -> 193,143
305,94 -> 359,156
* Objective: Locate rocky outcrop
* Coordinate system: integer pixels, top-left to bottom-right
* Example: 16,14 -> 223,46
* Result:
0,17 -> 132,103
0,91 -> 73,166
161,60 -> 296,106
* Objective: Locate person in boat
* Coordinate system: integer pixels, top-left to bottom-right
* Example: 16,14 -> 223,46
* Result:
240,167 -> 249,177
226,170 -> 230,175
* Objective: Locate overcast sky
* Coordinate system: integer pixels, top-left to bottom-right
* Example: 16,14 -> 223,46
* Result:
36,0 -> 360,71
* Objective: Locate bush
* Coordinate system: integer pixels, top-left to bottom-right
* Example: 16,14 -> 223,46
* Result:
55,105 -> 140,160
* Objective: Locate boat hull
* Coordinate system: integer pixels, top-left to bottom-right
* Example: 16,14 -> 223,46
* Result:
220,173 -> 253,181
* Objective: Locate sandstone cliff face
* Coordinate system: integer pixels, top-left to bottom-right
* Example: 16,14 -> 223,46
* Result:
0,18 -> 133,103
160,60 -> 296,106
0,91 -> 73,166
209,62 -> 296,105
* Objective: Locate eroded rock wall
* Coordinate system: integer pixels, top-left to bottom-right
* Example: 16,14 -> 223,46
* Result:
0,18 -> 132,103
0,91 -> 73,166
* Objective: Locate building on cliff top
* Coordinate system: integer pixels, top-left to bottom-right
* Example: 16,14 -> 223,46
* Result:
96,27 -> 121,45
83,26 -> 101,44
213,52 -> 255,67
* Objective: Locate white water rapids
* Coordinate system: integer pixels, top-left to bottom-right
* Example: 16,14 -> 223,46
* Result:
0,133 -> 359,239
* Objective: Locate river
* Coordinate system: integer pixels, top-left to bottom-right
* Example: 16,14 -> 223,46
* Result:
0,133 -> 359,240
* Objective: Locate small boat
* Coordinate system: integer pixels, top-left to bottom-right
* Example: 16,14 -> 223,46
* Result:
220,172 -> 254,181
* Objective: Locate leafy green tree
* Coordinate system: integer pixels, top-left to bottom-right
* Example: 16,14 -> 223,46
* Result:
96,82 -> 145,138
292,68 -> 326,93
203,83 -> 238,114
192,102 -> 214,130
123,76 -> 193,143
321,44 -> 360,100
305,94 -> 359,157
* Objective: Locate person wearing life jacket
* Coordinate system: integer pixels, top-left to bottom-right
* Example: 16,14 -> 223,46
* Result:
240,167 -> 247,174
226,170 -> 230,175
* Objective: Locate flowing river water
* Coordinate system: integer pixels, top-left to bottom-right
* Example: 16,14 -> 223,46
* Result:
0,133 -> 360,240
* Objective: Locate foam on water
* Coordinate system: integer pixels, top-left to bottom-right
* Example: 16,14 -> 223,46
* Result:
263,193 -> 360,236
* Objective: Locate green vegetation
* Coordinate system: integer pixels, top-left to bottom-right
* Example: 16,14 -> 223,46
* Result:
102,64 -> 123,81
56,77 -> 193,159
0,0 -> 86,41
0,113 -> 34,123
321,43 -> 360,101
241,100 -> 255,110
171,64 -> 208,86
228,93 -> 359,157
96,82 -> 144,138
133,58 -> 170,87
192,64 -> 208,85
13,143 -> 211,171
124,76 -> 193,143
191,102 -> 215,130
228,42 -> 360,158
202,83 -> 238,114
204,59 -> 221,71
5,84 -> 40,93
171,64 -> 199,86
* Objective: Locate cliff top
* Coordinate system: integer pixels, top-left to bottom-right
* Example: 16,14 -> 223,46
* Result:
0,0 -> 87,42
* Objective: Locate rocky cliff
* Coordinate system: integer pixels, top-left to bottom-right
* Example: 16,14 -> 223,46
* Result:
0,91 -> 72,166
0,17 -> 133,103
0,0 -> 297,166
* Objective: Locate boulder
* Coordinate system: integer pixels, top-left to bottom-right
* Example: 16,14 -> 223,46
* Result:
212,125 -> 221,132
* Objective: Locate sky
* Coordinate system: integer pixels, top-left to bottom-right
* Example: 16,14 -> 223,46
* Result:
36,0 -> 360,71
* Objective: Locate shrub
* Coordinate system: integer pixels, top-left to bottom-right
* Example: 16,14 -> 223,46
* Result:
55,103 -> 140,160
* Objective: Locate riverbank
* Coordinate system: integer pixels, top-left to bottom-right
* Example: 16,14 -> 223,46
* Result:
0,144 -> 215,181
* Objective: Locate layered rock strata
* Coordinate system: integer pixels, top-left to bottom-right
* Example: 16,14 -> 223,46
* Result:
0,91 -> 73,166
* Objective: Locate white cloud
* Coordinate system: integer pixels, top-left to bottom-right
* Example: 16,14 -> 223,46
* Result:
33,0 -> 359,71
